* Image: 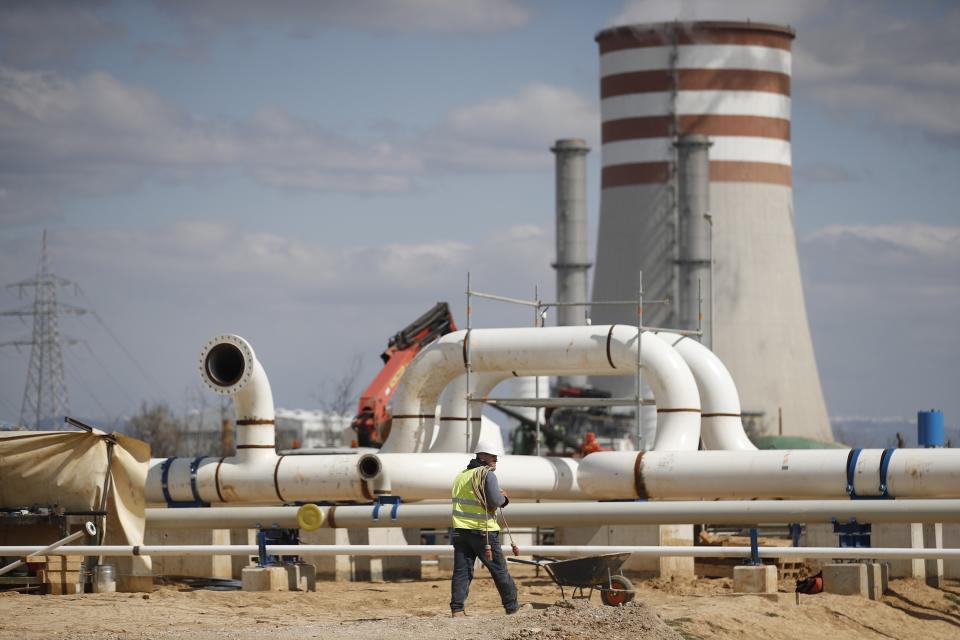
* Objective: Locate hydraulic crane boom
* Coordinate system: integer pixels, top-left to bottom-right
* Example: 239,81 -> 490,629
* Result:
351,302 -> 457,447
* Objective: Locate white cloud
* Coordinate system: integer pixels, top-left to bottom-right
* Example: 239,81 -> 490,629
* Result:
0,66 -> 422,222
611,0 -> 826,27
0,73 -> 596,222
422,83 -> 599,171
803,224 -> 960,263
157,0 -> 529,36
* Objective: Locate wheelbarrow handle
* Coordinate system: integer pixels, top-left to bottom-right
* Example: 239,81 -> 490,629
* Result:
506,557 -> 544,567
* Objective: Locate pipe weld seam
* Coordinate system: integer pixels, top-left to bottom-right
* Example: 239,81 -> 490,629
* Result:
160,457 -> 175,507
132,545 -> 140,556
273,455 -> 286,503
236,419 -> 275,426
360,480 -> 373,502
214,457 -> 226,503
702,412 -> 742,418
845,448 -> 862,497
462,330 -> 470,369
634,451 -> 649,500
656,408 -> 702,413
392,414 -> 435,420
327,506 -> 337,529
189,456 -> 207,505
606,325 -> 617,369
236,444 -> 276,449
439,416 -> 482,422
878,447 -> 896,498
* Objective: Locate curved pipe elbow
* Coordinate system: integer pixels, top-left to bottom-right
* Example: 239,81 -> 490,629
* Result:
653,332 -> 756,451
607,326 -> 701,451
199,334 -> 275,452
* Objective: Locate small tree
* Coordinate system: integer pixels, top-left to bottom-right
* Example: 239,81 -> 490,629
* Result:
127,401 -> 183,457
319,353 -> 363,416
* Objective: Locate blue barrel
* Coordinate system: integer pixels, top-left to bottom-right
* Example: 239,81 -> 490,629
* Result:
918,410 -> 945,448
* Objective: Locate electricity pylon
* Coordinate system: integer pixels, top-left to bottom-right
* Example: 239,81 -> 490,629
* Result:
0,231 -> 84,428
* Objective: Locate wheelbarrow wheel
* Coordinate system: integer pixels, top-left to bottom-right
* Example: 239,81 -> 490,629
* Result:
600,575 -> 635,607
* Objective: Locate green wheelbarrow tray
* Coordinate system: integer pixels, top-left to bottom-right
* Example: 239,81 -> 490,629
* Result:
508,552 -> 636,606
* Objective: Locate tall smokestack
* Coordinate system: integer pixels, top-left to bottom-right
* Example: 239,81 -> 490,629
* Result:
675,133 -> 712,347
551,138 -> 591,388
590,21 -> 832,442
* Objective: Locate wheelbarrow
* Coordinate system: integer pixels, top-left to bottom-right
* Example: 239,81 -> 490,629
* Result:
508,552 -> 635,606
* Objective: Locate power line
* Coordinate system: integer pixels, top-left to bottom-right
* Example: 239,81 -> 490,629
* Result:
79,339 -> 137,411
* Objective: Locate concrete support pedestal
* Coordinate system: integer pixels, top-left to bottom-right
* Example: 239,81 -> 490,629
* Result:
865,562 -> 887,600
241,566 -> 288,592
285,562 -> 316,591
823,563 -> 868,597
733,565 -> 777,593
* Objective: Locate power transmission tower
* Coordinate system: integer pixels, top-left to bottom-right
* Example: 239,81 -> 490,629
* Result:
0,230 -> 85,428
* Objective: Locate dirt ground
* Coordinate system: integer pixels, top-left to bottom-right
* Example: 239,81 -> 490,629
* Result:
1,567 -> 959,639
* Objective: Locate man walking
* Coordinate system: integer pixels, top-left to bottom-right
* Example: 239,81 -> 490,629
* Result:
449,440 -> 520,616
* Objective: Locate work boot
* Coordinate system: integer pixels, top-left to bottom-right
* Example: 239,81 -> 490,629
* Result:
506,604 -> 532,615
451,610 -> 467,618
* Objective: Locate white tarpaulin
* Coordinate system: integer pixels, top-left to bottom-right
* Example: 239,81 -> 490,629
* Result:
0,429 -> 153,582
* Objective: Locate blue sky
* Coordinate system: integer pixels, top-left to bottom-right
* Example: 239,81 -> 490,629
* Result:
0,0 -> 958,430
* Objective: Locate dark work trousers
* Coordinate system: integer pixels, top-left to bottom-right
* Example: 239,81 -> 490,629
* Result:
450,528 -> 518,613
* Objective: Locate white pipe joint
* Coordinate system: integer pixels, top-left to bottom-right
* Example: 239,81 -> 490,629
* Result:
652,332 -> 756,451
199,334 -> 275,458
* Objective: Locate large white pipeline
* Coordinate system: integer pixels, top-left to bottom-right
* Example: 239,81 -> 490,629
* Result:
148,331 -> 960,508
652,331 -> 756,451
382,325 -> 702,453
578,449 -> 960,500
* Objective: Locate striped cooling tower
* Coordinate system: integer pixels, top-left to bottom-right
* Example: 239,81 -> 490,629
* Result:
590,22 -> 833,443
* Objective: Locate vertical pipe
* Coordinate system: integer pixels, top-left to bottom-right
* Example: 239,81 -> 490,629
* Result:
674,134 -> 713,348
551,138 -> 591,388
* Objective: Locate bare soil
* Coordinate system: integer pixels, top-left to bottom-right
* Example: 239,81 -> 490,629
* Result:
1,568 -> 959,639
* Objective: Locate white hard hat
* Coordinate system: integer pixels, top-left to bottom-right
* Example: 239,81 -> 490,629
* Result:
474,439 -> 504,457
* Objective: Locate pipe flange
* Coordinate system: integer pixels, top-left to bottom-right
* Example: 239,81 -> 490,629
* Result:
199,334 -> 256,395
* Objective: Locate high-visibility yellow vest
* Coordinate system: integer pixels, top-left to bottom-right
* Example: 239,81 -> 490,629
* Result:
450,467 -> 500,531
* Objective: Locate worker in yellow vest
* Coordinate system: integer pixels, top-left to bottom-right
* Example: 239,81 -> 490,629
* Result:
449,440 -> 520,617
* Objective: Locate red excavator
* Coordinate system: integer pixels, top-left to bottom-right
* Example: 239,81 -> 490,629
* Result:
351,302 -> 457,447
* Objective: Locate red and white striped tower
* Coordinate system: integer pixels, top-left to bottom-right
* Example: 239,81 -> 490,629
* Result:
590,21 -> 832,442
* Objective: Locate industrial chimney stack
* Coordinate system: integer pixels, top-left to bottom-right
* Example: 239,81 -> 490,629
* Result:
551,138 -> 591,388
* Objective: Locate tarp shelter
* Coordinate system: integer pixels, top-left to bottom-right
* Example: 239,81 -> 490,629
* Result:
0,429 -> 152,590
